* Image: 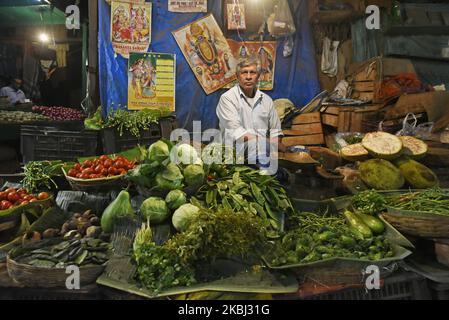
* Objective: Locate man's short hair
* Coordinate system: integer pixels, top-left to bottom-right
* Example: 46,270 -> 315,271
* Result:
236,55 -> 261,75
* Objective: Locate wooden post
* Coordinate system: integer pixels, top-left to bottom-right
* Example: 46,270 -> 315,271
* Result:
88,0 -> 100,114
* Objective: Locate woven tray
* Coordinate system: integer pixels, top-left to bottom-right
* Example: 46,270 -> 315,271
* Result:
382,207 -> 449,238
7,256 -> 105,288
62,166 -> 128,192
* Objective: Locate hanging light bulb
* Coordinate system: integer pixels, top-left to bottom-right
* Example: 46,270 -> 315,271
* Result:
39,33 -> 50,43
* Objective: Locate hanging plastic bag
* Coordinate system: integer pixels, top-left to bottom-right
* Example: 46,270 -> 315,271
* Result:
268,0 -> 296,38
321,37 -> 340,77
395,113 -> 434,140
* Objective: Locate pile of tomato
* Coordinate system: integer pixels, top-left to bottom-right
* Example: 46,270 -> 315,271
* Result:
0,188 -> 50,211
67,155 -> 136,180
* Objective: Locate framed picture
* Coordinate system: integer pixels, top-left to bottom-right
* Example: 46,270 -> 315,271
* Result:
128,52 -> 176,112
225,40 -> 277,90
227,3 -> 246,30
168,0 -> 207,13
172,14 -> 238,95
110,0 -> 151,58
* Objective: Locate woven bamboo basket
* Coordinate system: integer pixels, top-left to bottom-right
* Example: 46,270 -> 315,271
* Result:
62,167 -> 128,192
382,208 -> 449,238
7,256 -> 105,288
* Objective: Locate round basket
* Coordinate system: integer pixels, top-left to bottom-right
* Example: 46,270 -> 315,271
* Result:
7,256 -> 105,288
382,208 -> 449,238
62,167 -> 128,192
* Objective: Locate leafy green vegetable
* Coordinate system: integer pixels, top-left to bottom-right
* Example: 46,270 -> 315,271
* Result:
21,161 -> 64,192
172,203 -> 200,232
351,190 -> 387,216
140,197 -> 170,224
148,140 -> 170,164
166,206 -> 268,265
165,190 -> 187,210
183,164 -> 205,188
387,188 -> 449,215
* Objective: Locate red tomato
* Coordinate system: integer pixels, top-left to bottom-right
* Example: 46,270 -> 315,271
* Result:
108,167 -> 117,175
99,155 -> 109,161
103,159 -> 112,168
0,192 -> 7,201
83,160 -> 93,168
113,160 -> 125,169
82,168 -> 94,175
7,192 -> 20,203
68,169 -> 78,177
1,200 -> 13,210
24,195 -> 34,201
94,165 -> 104,174
101,168 -> 108,176
76,173 -> 82,178
38,192 -> 50,201
5,188 -> 16,193
29,198 -> 38,203
80,173 -> 90,180
89,174 -> 99,179
21,201 -> 29,206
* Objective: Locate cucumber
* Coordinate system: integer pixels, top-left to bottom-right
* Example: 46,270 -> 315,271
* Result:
343,210 -> 373,239
355,211 -> 385,234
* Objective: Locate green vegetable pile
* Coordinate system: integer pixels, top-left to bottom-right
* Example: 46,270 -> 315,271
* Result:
21,161 -> 64,193
351,190 -> 387,216
0,111 -> 50,124
268,211 -> 394,266
198,166 -> 294,235
133,206 -> 268,293
105,108 -> 171,137
387,188 -> 449,215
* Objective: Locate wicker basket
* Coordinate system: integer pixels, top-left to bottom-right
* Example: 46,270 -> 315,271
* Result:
382,209 -> 449,238
7,256 -> 105,288
62,167 -> 128,192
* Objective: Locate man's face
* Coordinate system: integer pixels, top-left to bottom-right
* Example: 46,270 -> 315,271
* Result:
12,79 -> 22,90
238,64 -> 260,93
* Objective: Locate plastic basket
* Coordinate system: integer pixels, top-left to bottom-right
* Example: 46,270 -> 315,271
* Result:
101,117 -> 178,154
21,126 -> 99,163
304,272 -> 431,300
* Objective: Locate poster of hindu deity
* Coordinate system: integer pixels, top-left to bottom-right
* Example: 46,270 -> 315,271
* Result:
227,3 -> 246,30
225,39 -> 277,91
128,52 -> 176,112
168,0 -> 207,13
111,0 -> 151,59
172,14 -> 238,95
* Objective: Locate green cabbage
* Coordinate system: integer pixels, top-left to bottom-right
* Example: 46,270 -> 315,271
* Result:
140,197 -> 169,224
183,164 -> 205,188
148,140 -> 170,164
170,144 -> 199,165
156,163 -> 184,190
165,190 -> 187,210
172,204 -> 200,232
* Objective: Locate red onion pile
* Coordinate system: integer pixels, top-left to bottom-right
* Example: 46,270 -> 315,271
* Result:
32,106 -> 86,121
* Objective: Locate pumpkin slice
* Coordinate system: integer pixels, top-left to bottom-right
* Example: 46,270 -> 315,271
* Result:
399,136 -> 428,159
362,132 -> 403,160
341,143 -> 369,162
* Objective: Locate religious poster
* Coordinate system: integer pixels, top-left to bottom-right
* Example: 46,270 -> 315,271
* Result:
111,0 -> 151,59
128,52 -> 176,112
225,39 -> 277,91
168,0 -> 207,13
227,3 -> 246,30
172,14 -> 238,95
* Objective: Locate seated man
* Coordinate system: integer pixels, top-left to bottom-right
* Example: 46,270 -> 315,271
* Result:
216,56 -> 287,174
0,78 -> 27,105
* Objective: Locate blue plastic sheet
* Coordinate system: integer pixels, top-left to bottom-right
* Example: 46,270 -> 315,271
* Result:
98,0 -> 320,131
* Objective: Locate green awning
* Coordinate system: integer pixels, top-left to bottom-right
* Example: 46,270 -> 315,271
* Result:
0,5 -> 66,27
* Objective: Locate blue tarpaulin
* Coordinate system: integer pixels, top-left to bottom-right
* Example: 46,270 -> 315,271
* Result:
98,0 -> 320,131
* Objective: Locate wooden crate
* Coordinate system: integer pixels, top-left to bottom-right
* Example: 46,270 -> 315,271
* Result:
282,112 -> 325,146
347,57 -> 417,103
308,0 -> 365,24
321,104 -> 387,133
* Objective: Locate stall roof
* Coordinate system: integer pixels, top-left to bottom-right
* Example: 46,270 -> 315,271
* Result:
0,3 -> 66,27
